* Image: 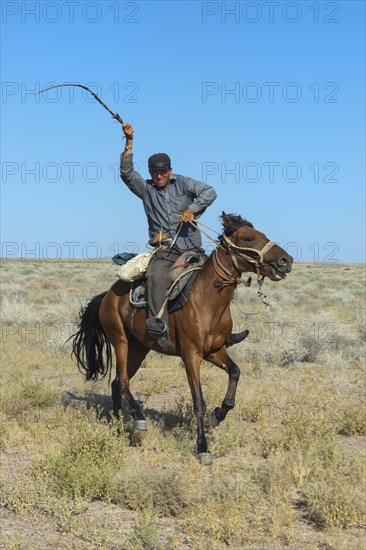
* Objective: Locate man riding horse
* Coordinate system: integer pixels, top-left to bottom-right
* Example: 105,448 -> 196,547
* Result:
120,122 -> 248,349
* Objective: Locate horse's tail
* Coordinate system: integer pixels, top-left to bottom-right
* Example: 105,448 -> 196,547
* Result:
70,292 -> 113,381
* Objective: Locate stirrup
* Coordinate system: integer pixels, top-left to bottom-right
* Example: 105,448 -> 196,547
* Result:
145,317 -> 172,349
145,317 -> 167,336
156,332 -> 173,349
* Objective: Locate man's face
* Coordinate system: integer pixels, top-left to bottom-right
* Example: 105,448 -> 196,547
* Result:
150,167 -> 172,188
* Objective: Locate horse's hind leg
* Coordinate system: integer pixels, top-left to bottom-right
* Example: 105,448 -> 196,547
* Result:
111,375 -> 122,417
205,347 -> 240,427
125,337 -> 150,429
111,335 -> 150,430
100,297 -> 149,428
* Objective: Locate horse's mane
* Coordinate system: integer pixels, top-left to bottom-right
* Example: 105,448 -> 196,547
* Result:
221,213 -> 253,237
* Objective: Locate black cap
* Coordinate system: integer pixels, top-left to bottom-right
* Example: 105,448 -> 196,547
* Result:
148,153 -> 171,170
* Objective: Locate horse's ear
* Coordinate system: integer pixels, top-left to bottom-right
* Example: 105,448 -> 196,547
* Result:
221,211 -> 230,228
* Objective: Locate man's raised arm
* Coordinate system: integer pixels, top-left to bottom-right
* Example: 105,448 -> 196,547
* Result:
121,122 -> 134,161
120,122 -> 146,198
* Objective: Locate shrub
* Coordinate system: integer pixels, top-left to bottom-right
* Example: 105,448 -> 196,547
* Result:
337,402 -> 366,435
113,467 -> 191,517
260,405 -> 337,462
39,415 -> 128,501
125,512 -> 161,550
302,481 -> 364,528
20,380 -> 59,409
1,380 -> 59,423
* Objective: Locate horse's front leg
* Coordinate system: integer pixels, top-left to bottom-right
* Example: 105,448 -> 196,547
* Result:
205,348 -> 240,427
183,353 -> 212,464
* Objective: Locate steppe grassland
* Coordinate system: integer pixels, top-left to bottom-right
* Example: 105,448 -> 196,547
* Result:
1,259 -> 365,549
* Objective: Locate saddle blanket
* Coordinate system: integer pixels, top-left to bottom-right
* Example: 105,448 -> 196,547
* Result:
129,250 -> 206,313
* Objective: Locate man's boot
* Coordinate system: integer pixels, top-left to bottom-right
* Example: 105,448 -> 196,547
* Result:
145,317 -> 172,349
225,329 -> 250,348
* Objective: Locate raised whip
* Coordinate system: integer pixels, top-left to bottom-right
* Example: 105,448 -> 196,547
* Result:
37,83 -> 124,126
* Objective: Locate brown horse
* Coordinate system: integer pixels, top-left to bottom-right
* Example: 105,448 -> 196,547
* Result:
71,213 -> 293,463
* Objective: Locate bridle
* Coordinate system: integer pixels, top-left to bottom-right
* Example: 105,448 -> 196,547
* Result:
212,235 -> 275,305
188,220 -> 274,305
187,220 -> 275,279
220,233 -> 276,272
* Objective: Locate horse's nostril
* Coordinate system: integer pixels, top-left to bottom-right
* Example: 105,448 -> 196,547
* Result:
278,256 -> 288,267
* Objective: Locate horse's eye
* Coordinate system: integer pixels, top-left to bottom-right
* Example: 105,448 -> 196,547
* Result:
245,237 -> 255,243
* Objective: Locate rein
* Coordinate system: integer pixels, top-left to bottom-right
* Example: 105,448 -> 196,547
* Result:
188,219 -> 275,269
212,250 -> 251,288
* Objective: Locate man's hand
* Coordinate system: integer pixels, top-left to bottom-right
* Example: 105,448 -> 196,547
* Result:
122,123 -> 134,160
122,122 -> 134,141
181,208 -> 195,223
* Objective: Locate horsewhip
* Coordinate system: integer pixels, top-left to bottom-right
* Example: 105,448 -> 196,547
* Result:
37,83 -> 124,126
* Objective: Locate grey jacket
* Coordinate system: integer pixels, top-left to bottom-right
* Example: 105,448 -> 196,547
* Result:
120,153 -> 217,251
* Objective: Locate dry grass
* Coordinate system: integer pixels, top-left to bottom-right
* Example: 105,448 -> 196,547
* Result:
1,259 -> 365,549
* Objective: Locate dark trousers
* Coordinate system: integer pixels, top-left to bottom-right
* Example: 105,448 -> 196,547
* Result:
146,246 -> 183,318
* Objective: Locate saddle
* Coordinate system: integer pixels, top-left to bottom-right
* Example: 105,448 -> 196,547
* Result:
129,250 -> 206,313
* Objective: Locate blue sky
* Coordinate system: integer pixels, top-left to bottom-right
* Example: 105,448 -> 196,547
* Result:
1,0 -> 365,262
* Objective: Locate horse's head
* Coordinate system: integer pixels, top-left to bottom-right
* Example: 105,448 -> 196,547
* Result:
221,212 -> 293,281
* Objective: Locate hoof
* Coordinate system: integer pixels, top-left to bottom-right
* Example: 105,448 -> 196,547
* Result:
208,410 -> 220,428
134,419 -> 147,431
197,452 -> 213,465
